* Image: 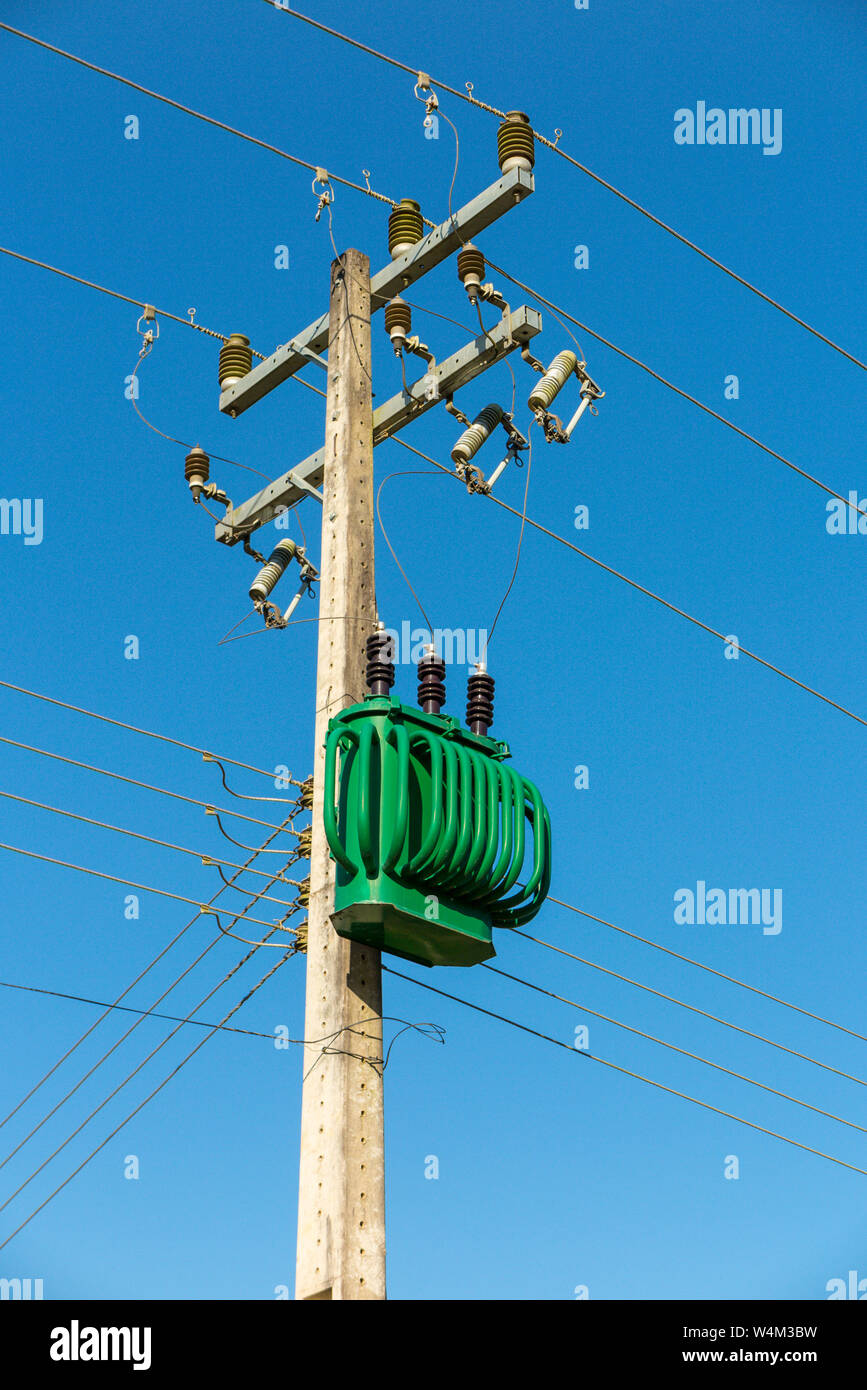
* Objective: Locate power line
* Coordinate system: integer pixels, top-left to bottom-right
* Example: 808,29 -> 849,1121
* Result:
0,857 -> 299,1175
261,2 -> 867,373
129,353 -> 273,482
384,966 -> 867,1180
9,179 -> 858,531
0,731 -> 297,832
0,979 -> 277,1040
390,436 -> 867,733
484,258 -> 867,522
0,786 -> 305,896
0,822 -> 293,1132
509,930 -> 867,1091
540,899 -> 867,1047
4,23 -> 862,529
482,962 -> 867,1137
0,244 -> 234,347
0,24 -> 396,209
0,893 -> 298,1195
0,945 -> 298,1252
0,840 -> 288,930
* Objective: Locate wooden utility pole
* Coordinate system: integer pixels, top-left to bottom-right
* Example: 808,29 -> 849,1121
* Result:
295,249 -> 385,1301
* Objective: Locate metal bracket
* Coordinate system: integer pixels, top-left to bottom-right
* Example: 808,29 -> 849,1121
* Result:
218,167 -> 535,417
287,341 -> 329,372
214,305 -> 542,544
287,470 -> 324,505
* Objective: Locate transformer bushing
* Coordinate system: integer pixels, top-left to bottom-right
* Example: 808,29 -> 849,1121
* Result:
366,628 -> 396,697
466,670 -> 495,736
417,649 -> 446,715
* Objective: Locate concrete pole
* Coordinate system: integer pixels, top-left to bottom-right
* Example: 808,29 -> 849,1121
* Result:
295,249 -> 385,1300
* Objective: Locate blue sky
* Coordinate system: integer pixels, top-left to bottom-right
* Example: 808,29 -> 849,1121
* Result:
1,0 -> 865,1300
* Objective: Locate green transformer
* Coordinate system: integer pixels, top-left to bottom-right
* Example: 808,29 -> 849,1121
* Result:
322,692 -> 552,968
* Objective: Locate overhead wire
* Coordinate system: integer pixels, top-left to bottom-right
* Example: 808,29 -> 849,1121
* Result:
0,732 -> 298,831
0,839 -> 292,930
258,2 -> 867,374
0,979 -> 280,1041
0,821 -> 294,1131
482,420 -> 535,659
375,471 -> 450,638
388,435 -> 867,733
0,888 -> 300,1181
385,966 -> 867,1180
484,257 -> 867,523
482,962 -> 867,1137
538,900 -> 867,1048
0,943 -> 299,1252
0,787 -> 303,895
129,351 -> 272,481
0,677 -> 300,783
0,24 -> 396,209
508,932 -> 867,1091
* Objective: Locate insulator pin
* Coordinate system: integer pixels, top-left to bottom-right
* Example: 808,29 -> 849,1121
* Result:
249,540 -> 298,603
528,350 -> 578,412
451,404 -> 504,465
417,649 -> 446,715
388,198 -> 424,258
366,626 -> 395,696
219,333 -> 253,390
466,669 -> 495,736
497,111 -> 535,174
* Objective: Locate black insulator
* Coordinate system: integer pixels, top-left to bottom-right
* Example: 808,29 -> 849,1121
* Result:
388,198 -> 424,257
417,651 -> 446,715
366,629 -> 395,696
466,670 -> 495,736
218,333 -> 252,389
457,243 -> 485,285
497,111 -> 535,174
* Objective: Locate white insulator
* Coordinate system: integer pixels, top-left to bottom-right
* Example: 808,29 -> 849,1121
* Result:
250,539 -> 298,603
528,350 -> 578,412
563,393 -> 594,439
451,404 -> 504,465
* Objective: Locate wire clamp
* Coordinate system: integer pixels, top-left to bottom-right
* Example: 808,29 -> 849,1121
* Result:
136,305 -> 159,355
312,169 -> 333,222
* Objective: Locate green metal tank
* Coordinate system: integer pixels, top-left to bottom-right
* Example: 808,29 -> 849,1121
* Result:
322,687 -> 551,968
